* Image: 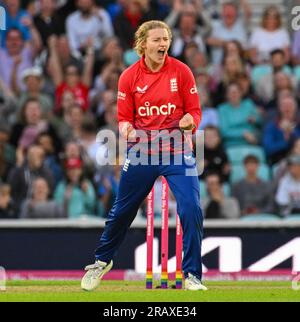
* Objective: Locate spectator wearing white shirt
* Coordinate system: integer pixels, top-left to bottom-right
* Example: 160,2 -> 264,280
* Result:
249,6 -> 290,64
66,0 -> 114,59
0,27 -> 41,94
276,155 -> 300,216
206,1 -> 248,65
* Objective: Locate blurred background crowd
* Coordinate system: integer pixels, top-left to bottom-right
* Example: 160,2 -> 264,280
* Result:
1,0 -> 300,220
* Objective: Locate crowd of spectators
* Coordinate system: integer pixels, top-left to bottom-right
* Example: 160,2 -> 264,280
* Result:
1,0 -> 300,220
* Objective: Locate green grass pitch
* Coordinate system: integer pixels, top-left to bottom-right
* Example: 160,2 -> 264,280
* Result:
0,280 -> 299,302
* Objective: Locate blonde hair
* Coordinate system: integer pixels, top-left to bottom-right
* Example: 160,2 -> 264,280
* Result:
223,55 -> 245,85
134,20 -> 172,57
261,6 -> 282,29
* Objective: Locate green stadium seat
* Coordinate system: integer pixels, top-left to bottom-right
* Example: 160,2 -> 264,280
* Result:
251,64 -> 272,86
284,215 -> 300,221
199,181 -> 207,199
240,214 -> 280,221
223,182 -> 231,197
230,163 -> 271,183
226,145 -> 266,165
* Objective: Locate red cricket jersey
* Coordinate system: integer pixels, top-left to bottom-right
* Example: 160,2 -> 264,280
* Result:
117,55 -> 202,131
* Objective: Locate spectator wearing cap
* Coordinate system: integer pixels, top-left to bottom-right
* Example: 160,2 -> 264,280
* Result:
20,177 -> 65,219
17,66 -> 53,116
7,144 -> 54,212
276,155 -> 300,216
232,155 -> 273,216
218,82 -> 262,147
263,96 -> 300,165
54,158 -> 96,218
202,172 -> 240,219
0,27 -> 41,94
0,184 -> 16,219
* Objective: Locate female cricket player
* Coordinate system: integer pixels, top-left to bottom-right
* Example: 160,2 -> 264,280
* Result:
81,20 -> 207,291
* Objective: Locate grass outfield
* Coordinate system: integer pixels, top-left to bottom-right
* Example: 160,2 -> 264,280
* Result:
0,280 -> 299,302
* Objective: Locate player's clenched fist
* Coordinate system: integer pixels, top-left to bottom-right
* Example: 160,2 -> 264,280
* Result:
119,121 -> 136,140
179,113 -> 195,131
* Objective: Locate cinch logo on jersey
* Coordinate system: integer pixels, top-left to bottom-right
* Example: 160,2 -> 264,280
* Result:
138,101 -> 176,117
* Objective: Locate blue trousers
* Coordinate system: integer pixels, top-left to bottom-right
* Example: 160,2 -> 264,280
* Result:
95,155 -> 204,280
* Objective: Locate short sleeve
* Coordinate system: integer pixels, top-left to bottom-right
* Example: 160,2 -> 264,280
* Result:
117,70 -> 135,124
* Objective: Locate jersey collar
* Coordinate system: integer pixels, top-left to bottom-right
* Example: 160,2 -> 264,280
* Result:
140,54 -> 169,74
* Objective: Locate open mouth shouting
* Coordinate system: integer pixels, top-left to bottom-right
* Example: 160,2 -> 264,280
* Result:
157,49 -> 166,59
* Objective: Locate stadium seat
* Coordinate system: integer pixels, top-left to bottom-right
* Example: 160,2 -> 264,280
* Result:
226,145 -> 266,165
284,215 -> 300,221
223,182 -> 231,197
199,181 -> 208,199
240,214 -> 280,221
251,64 -> 272,86
294,65 -> 300,84
230,163 -> 271,183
